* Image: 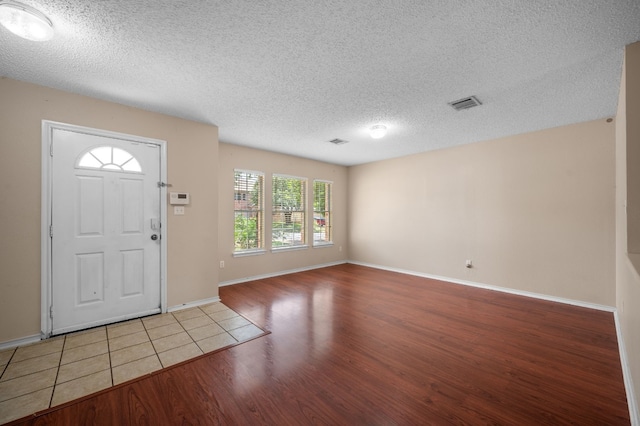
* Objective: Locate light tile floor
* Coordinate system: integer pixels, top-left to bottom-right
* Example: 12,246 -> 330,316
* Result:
0,302 -> 265,424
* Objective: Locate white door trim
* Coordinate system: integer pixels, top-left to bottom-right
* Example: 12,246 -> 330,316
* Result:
40,120 -> 168,338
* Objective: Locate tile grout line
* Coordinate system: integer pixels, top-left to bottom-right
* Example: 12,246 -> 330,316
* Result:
50,329 -> 114,406
198,307 -> 231,348
141,314 -> 163,367
48,335 -> 66,409
0,348 -> 37,406
106,326 -> 114,390
0,347 -> 17,382
109,319 -> 154,384
189,307 -> 208,351
164,310 -> 202,362
196,307 -> 229,350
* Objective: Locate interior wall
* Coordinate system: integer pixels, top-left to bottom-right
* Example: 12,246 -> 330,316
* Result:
348,119 -> 616,306
0,77 -> 219,345
627,41 -> 640,257
218,143 -> 348,283
616,41 -> 640,419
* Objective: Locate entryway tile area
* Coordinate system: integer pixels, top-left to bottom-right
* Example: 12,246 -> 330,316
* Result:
0,302 -> 266,424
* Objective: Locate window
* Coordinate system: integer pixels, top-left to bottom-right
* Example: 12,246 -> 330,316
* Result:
234,170 -> 264,252
272,174 -> 306,248
313,180 -> 332,245
77,146 -> 142,173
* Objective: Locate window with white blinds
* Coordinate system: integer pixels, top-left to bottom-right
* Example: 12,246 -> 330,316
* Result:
313,180 -> 332,246
272,174 -> 307,248
234,170 -> 264,252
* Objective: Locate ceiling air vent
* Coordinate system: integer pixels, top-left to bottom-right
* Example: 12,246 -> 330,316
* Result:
449,96 -> 482,111
328,138 -> 349,145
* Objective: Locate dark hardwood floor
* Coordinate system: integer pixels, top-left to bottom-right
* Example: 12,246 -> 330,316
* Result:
11,264 -> 629,425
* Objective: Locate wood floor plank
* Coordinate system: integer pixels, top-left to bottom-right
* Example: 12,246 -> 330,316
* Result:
9,264 -> 630,425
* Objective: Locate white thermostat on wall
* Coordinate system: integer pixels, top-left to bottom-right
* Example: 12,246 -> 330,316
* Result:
169,192 -> 190,205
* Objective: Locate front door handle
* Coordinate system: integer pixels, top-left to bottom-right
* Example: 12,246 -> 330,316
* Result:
151,234 -> 158,241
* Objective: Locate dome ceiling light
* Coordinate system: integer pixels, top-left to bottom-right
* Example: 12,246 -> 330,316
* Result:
369,124 -> 387,139
0,1 -> 54,41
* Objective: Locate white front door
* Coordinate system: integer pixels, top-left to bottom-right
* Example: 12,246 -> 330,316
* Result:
49,127 -> 162,335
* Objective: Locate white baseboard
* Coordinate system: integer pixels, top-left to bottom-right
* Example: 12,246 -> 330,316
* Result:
168,296 -> 221,313
0,334 -> 42,351
348,260 -> 616,312
218,261 -> 347,287
614,311 -> 639,426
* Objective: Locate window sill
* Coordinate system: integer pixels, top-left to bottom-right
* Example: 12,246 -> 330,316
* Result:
233,249 -> 266,258
313,242 -> 334,248
271,245 -> 309,253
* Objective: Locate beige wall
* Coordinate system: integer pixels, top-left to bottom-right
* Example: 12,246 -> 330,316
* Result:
628,41 -> 640,256
349,120 -> 616,305
616,41 -> 640,418
0,78 -> 219,344
218,143 -> 348,283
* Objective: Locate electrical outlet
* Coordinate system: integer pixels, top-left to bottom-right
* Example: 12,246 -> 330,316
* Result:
219,261 -> 225,269
174,206 -> 185,215
465,259 -> 473,268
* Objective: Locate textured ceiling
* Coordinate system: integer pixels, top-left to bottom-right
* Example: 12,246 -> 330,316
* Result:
1,1 -> 639,166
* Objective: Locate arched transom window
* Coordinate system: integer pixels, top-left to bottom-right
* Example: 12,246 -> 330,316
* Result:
77,146 -> 142,173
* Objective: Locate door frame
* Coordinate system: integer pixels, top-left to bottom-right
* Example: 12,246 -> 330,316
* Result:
40,120 -> 168,338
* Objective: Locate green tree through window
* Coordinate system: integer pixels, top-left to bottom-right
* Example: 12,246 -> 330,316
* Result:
272,175 -> 306,247
313,180 -> 332,245
234,170 -> 264,251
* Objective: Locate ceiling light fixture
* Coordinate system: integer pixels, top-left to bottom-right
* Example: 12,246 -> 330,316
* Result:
369,124 -> 387,139
0,1 -> 53,41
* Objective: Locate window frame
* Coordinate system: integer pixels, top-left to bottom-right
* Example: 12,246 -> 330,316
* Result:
313,179 -> 333,247
76,146 -> 142,174
271,174 -> 308,251
233,169 -> 265,256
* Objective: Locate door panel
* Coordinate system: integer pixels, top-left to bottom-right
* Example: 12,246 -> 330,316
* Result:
76,253 -> 104,304
51,129 -> 161,334
122,249 -> 144,296
121,179 -> 144,233
78,176 -> 104,235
